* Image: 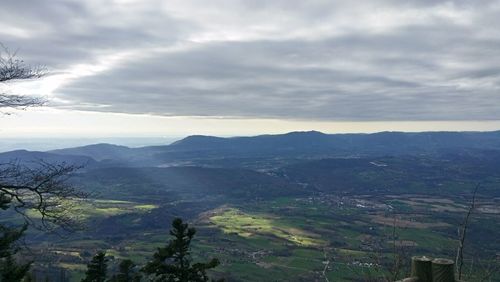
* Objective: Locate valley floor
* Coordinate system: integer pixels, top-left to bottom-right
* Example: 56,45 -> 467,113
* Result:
21,193 -> 500,281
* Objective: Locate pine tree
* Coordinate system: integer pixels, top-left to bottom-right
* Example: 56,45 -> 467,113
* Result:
81,251 -> 108,282
0,206 -> 31,282
143,218 -> 222,282
0,253 -> 31,282
109,259 -> 141,282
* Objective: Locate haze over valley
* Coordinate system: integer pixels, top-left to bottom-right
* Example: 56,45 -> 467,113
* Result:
2,1 -> 500,281
1,131 -> 499,281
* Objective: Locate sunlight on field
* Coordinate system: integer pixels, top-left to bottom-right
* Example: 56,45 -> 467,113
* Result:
25,199 -> 158,220
93,199 -> 133,204
80,200 -> 158,218
58,263 -> 86,271
210,208 -> 323,247
134,204 -> 158,210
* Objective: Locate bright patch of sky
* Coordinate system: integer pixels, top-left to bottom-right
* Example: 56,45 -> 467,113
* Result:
2,0 -> 500,137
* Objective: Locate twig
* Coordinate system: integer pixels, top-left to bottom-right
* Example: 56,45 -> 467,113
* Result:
455,183 -> 480,280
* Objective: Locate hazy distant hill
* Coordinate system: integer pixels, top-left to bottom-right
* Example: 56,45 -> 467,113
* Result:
0,149 -> 96,166
9,130 -> 500,168
156,130 -> 500,160
42,131 -> 500,157
167,131 -> 333,154
7,131 -> 500,197
49,143 -> 134,161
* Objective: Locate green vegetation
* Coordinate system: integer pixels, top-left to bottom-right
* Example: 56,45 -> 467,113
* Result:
109,259 -> 141,282
81,252 -> 108,282
210,208 -> 323,246
23,199 -> 157,223
6,190 -> 497,281
0,217 -> 31,281
77,219 -> 222,282
143,218 -> 221,282
2,142 -> 500,281
81,200 -> 158,218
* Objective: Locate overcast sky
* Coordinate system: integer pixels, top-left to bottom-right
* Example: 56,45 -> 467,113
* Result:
2,0 -> 500,137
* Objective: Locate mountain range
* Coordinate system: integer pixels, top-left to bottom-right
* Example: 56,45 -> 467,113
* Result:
3,130 -> 500,167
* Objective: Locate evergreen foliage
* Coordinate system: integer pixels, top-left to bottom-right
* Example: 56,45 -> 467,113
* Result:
143,218 -> 222,282
0,253 -> 31,282
0,198 -> 31,282
109,259 -> 141,282
81,251 -> 108,282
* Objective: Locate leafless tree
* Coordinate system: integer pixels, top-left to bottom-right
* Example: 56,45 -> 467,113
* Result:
455,183 -> 480,280
365,212 -> 410,282
477,256 -> 500,282
0,44 -> 87,232
0,44 -> 87,280
388,215 -> 409,281
0,43 -> 46,111
0,161 -> 87,232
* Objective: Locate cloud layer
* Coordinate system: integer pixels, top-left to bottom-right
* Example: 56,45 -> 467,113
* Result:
3,0 -> 500,120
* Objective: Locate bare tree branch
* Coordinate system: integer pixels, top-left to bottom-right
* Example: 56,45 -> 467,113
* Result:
455,183 -> 480,280
0,44 -> 45,82
0,43 -> 47,111
0,94 -> 45,109
0,161 -> 88,232
478,256 -> 500,282
366,212 -> 410,282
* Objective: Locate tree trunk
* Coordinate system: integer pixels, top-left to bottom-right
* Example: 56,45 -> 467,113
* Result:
432,258 -> 455,282
411,256 -> 433,282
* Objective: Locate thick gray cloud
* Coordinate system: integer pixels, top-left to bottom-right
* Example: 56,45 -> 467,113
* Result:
3,0 -> 500,120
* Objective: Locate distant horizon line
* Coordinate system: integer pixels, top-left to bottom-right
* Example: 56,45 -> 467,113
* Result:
2,129 -> 500,153
3,128 -> 500,140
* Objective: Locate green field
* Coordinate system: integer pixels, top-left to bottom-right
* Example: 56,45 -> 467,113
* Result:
209,207 -> 324,246
15,193 -> 500,282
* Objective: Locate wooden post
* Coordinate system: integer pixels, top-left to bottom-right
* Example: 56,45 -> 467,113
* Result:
411,256 -> 433,282
432,258 -> 455,282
